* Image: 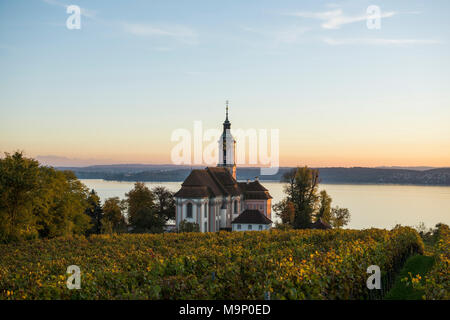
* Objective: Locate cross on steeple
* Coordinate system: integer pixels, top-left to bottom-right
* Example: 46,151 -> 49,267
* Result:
223,100 -> 231,129
225,100 -> 229,121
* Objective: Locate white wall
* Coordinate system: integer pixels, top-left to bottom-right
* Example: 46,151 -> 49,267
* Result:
232,223 -> 271,231
218,130 -> 236,166
176,198 -> 209,230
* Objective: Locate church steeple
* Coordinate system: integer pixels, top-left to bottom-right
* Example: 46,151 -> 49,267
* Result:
218,100 -> 236,179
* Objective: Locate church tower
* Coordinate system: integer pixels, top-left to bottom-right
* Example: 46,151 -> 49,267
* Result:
218,100 -> 237,179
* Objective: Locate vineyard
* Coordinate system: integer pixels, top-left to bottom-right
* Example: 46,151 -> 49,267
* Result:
0,227 -> 428,300
421,225 -> 450,299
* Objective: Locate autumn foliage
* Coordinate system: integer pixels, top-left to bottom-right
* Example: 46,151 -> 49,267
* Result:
0,227 -> 425,300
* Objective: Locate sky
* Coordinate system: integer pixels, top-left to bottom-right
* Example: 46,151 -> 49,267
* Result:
0,0 -> 449,167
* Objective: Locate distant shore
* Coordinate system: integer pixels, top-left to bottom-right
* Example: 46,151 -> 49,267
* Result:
57,165 -> 450,186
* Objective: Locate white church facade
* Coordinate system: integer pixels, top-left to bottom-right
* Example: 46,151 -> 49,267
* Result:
174,103 -> 273,232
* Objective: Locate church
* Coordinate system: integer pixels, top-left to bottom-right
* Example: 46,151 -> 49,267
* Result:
174,103 -> 273,232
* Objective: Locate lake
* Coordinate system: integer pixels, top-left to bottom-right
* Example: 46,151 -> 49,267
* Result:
80,179 -> 450,230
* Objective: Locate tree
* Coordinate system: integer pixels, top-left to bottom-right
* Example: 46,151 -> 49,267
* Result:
33,168 -> 92,238
85,189 -> 103,235
152,186 -> 175,222
282,166 -> 320,229
316,190 -> 332,223
0,151 -> 40,242
0,151 -> 92,242
102,197 -> 127,234
330,206 -> 351,229
178,220 -> 200,232
125,182 -> 164,233
273,198 -> 295,225
276,166 -> 351,229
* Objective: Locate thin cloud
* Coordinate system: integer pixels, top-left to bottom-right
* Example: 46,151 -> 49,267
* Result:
123,23 -> 198,44
323,37 -> 443,45
287,9 -> 395,29
242,26 -> 310,44
42,0 -> 97,19
326,3 -> 341,9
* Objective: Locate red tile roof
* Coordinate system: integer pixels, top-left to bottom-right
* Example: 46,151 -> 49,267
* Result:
311,218 -> 332,229
174,167 -> 273,200
238,181 -> 273,199
231,209 -> 272,225
174,167 -> 239,198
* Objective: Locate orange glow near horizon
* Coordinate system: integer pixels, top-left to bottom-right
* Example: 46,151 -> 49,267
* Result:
20,148 -> 450,168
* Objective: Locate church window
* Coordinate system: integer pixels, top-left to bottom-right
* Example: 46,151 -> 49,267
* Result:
204,205 -> 207,218
204,222 -> 207,232
237,224 -> 241,230
259,225 -> 263,231
248,225 -> 252,230
234,200 -> 238,213
186,203 -> 193,218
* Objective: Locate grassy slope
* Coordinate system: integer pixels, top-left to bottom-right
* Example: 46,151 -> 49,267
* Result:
385,254 -> 435,300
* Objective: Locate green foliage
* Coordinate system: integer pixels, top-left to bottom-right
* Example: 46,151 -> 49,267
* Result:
152,186 -> 175,222
101,197 -> 127,234
178,220 -> 200,232
273,222 -> 293,231
422,224 -> 449,299
0,151 -> 40,241
330,206 -> 351,229
125,182 -> 164,233
277,167 -> 350,229
273,198 -> 295,225
317,190 -> 332,222
85,190 -> 103,235
401,224 -> 449,300
0,152 -> 92,243
281,167 -> 320,229
0,227 -> 426,300
385,255 -> 435,300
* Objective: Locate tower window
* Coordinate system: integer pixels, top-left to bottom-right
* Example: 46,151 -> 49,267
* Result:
186,203 -> 193,218
234,200 -> 238,213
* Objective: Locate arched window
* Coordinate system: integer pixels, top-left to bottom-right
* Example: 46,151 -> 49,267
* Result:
204,221 -> 207,232
234,200 -> 238,213
186,203 -> 193,218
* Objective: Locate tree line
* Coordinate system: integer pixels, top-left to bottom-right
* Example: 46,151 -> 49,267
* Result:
273,166 -> 351,229
0,152 -> 175,243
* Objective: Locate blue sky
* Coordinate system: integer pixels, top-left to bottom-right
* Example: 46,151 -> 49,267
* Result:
0,0 -> 449,166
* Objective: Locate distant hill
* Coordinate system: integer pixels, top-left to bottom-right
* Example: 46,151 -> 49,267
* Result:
56,165 -> 450,186
316,167 -> 450,185
57,164 -> 203,174
374,166 -> 438,171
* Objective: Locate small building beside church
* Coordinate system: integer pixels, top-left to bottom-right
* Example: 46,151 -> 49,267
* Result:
174,103 -> 273,232
231,209 -> 272,231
